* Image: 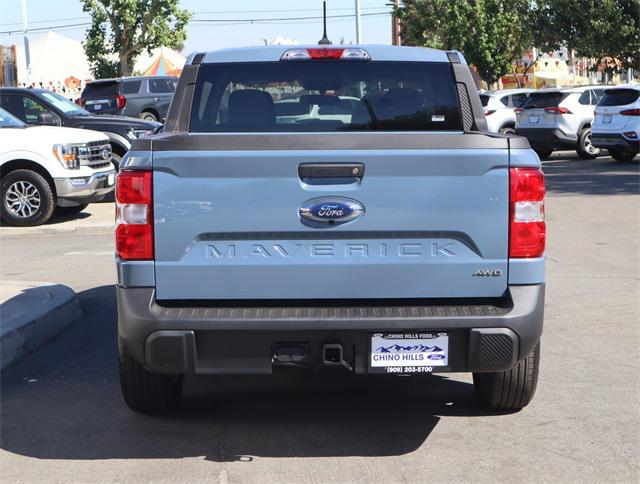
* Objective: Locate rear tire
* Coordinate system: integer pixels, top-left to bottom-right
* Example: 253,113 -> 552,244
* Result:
1,169 -> 55,227
55,203 -> 88,215
576,128 -> 601,159
609,149 -> 638,162
534,148 -> 553,161
499,126 -> 516,135
118,345 -> 183,414
473,342 -> 540,411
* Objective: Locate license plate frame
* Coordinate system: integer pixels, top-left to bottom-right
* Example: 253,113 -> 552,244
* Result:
528,115 -> 539,124
603,114 -> 612,124
369,332 -> 449,374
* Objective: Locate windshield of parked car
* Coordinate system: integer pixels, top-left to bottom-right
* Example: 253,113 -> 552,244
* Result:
39,91 -> 91,116
190,61 -> 462,132
0,107 -> 26,128
520,92 -> 568,109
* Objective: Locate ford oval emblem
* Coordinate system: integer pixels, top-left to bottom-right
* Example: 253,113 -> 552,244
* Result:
299,197 -> 364,226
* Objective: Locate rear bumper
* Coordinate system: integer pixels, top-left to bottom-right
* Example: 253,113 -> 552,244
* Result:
591,133 -> 639,152
516,127 -> 576,148
117,284 -> 545,375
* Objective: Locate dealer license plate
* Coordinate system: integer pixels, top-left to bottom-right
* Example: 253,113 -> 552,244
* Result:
528,115 -> 539,124
94,104 -> 102,111
603,114 -> 612,124
370,332 -> 449,374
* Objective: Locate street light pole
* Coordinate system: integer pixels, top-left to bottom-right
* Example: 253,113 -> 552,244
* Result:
354,0 -> 362,44
21,0 -> 31,86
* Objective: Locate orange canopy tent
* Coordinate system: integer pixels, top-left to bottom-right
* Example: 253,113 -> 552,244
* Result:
136,47 -> 185,77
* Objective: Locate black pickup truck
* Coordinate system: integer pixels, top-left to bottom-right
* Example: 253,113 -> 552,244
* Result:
0,88 -> 160,168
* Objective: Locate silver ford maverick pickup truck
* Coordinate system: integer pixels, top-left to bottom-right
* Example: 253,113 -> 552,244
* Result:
116,45 -> 545,414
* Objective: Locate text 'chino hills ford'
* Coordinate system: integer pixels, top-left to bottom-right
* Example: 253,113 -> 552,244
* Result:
115,45 -> 546,414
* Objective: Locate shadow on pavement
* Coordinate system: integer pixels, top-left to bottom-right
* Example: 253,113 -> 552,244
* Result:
45,211 -> 92,225
543,155 -> 639,196
0,285 -> 506,462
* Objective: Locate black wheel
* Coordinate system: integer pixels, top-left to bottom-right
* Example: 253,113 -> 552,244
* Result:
118,345 -> 183,414
1,169 -> 55,227
576,128 -> 601,159
473,342 -> 540,411
140,111 -> 158,122
499,126 -> 516,135
534,148 -> 553,161
56,203 -> 89,215
609,149 -> 638,162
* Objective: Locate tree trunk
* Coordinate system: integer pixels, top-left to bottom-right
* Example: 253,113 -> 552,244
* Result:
119,52 -> 131,77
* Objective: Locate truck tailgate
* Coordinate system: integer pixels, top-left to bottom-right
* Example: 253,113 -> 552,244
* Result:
153,134 -> 509,300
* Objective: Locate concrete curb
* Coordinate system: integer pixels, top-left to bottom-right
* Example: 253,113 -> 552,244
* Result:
1,282 -> 83,369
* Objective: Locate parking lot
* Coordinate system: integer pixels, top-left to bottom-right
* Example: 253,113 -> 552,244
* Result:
0,152 -> 638,482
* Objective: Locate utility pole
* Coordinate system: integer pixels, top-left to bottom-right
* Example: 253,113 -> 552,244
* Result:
354,0 -> 362,44
21,0 -> 31,86
391,0 -> 401,45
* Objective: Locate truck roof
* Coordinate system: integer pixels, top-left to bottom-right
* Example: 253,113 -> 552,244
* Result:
187,44 -> 467,65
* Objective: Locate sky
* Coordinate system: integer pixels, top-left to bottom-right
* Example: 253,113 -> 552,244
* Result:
0,0 -> 394,54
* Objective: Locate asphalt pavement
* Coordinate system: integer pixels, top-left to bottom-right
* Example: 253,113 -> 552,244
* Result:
0,152 -> 638,483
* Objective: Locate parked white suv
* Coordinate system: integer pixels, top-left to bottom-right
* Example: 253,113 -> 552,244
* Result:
480,89 -> 532,134
592,84 -> 639,162
0,108 -> 115,226
516,86 -> 604,160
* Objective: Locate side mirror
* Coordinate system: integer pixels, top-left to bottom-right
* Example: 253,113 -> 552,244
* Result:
37,111 -> 60,126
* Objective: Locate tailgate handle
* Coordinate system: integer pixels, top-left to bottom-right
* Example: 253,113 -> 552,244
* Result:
298,163 -> 364,182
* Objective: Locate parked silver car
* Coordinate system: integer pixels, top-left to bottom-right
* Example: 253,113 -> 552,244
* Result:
480,88 -> 532,134
593,84 -> 640,162
516,86 -> 604,160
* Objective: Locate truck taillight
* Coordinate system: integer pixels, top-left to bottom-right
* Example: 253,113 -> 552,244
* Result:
116,95 -> 127,109
116,171 -> 153,260
509,168 -> 545,258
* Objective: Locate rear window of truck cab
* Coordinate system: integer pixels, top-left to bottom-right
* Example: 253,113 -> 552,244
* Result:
190,61 -> 462,132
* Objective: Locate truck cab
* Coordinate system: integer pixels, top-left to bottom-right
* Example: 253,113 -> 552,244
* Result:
115,45 -> 546,414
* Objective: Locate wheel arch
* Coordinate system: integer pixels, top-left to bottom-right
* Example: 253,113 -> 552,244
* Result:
0,159 -> 57,198
103,131 -> 131,156
140,107 -> 159,119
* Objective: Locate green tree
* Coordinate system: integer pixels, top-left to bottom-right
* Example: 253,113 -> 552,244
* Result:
535,0 -> 639,72
395,0 -> 534,85
82,0 -> 191,78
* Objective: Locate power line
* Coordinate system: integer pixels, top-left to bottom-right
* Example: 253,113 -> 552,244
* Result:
0,6 -> 387,27
0,11 -> 391,36
0,22 -> 91,35
191,11 -> 391,23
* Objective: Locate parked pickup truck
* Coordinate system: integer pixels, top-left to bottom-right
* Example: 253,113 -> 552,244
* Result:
116,45 -> 546,414
0,88 -> 160,168
1,107 -> 115,226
